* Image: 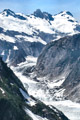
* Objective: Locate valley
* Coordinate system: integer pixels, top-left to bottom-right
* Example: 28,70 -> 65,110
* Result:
0,8 -> 80,120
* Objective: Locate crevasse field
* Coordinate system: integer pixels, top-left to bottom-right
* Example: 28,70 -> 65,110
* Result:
15,72 -> 80,120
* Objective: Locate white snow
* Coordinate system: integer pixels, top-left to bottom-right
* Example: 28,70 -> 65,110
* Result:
48,77 -> 65,88
0,87 -> 5,94
16,35 -> 47,45
25,108 -> 39,120
13,70 -> 50,102
10,83 -> 14,86
27,15 -> 55,34
0,14 -> 32,35
20,88 -> 36,106
13,46 -> 18,50
0,10 -> 78,38
1,51 -> 5,55
53,89 -> 65,99
13,56 -> 37,75
6,49 -> 11,63
51,11 -> 78,34
20,88 -> 29,99
17,56 -> 36,67
25,108 -> 48,120
0,10 -> 79,46
25,56 -> 37,63
0,33 -> 15,43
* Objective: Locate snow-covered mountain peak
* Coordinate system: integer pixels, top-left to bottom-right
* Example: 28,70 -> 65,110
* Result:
54,11 -> 75,21
51,11 -> 79,34
1,9 -> 27,20
0,9 -> 80,66
58,11 -> 73,17
1,9 -> 15,17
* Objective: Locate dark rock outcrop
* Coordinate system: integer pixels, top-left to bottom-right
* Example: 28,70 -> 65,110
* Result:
33,9 -> 54,21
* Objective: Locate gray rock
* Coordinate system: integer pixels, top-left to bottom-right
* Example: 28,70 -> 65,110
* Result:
36,33 -> 80,102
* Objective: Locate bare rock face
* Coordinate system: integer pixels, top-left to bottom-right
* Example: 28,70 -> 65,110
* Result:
33,9 -> 54,20
36,33 -> 80,102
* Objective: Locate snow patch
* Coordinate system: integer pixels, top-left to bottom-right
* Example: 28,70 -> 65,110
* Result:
13,46 -> 18,50
25,108 -> 48,120
20,88 -> 29,99
16,35 -> 47,45
1,51 -> 5,55
0,87 -> 5,94
25,56 -> 37,63
48,77 -> 65,88
0,34 -> 15,43
6,50 -> 11,63
20,88 -> 36,106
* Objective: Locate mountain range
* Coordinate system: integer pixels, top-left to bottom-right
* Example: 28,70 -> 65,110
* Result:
0,8 -> 80,120
0,9 -> 80,66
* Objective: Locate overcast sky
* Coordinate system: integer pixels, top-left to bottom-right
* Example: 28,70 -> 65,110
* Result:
0,0 -> 80,21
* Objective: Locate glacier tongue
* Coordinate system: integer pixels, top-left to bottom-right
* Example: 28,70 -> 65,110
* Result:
11,55 -> 80,120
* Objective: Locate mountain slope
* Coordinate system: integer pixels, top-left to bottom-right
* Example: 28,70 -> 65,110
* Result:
0,57 -> 69,120
0,9 -> 80,66
35,33 -> 80,102
0,57 -> 31,120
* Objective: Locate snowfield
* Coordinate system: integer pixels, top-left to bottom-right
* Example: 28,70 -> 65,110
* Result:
51,11 -> 77,34
0,9 -> 80,45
